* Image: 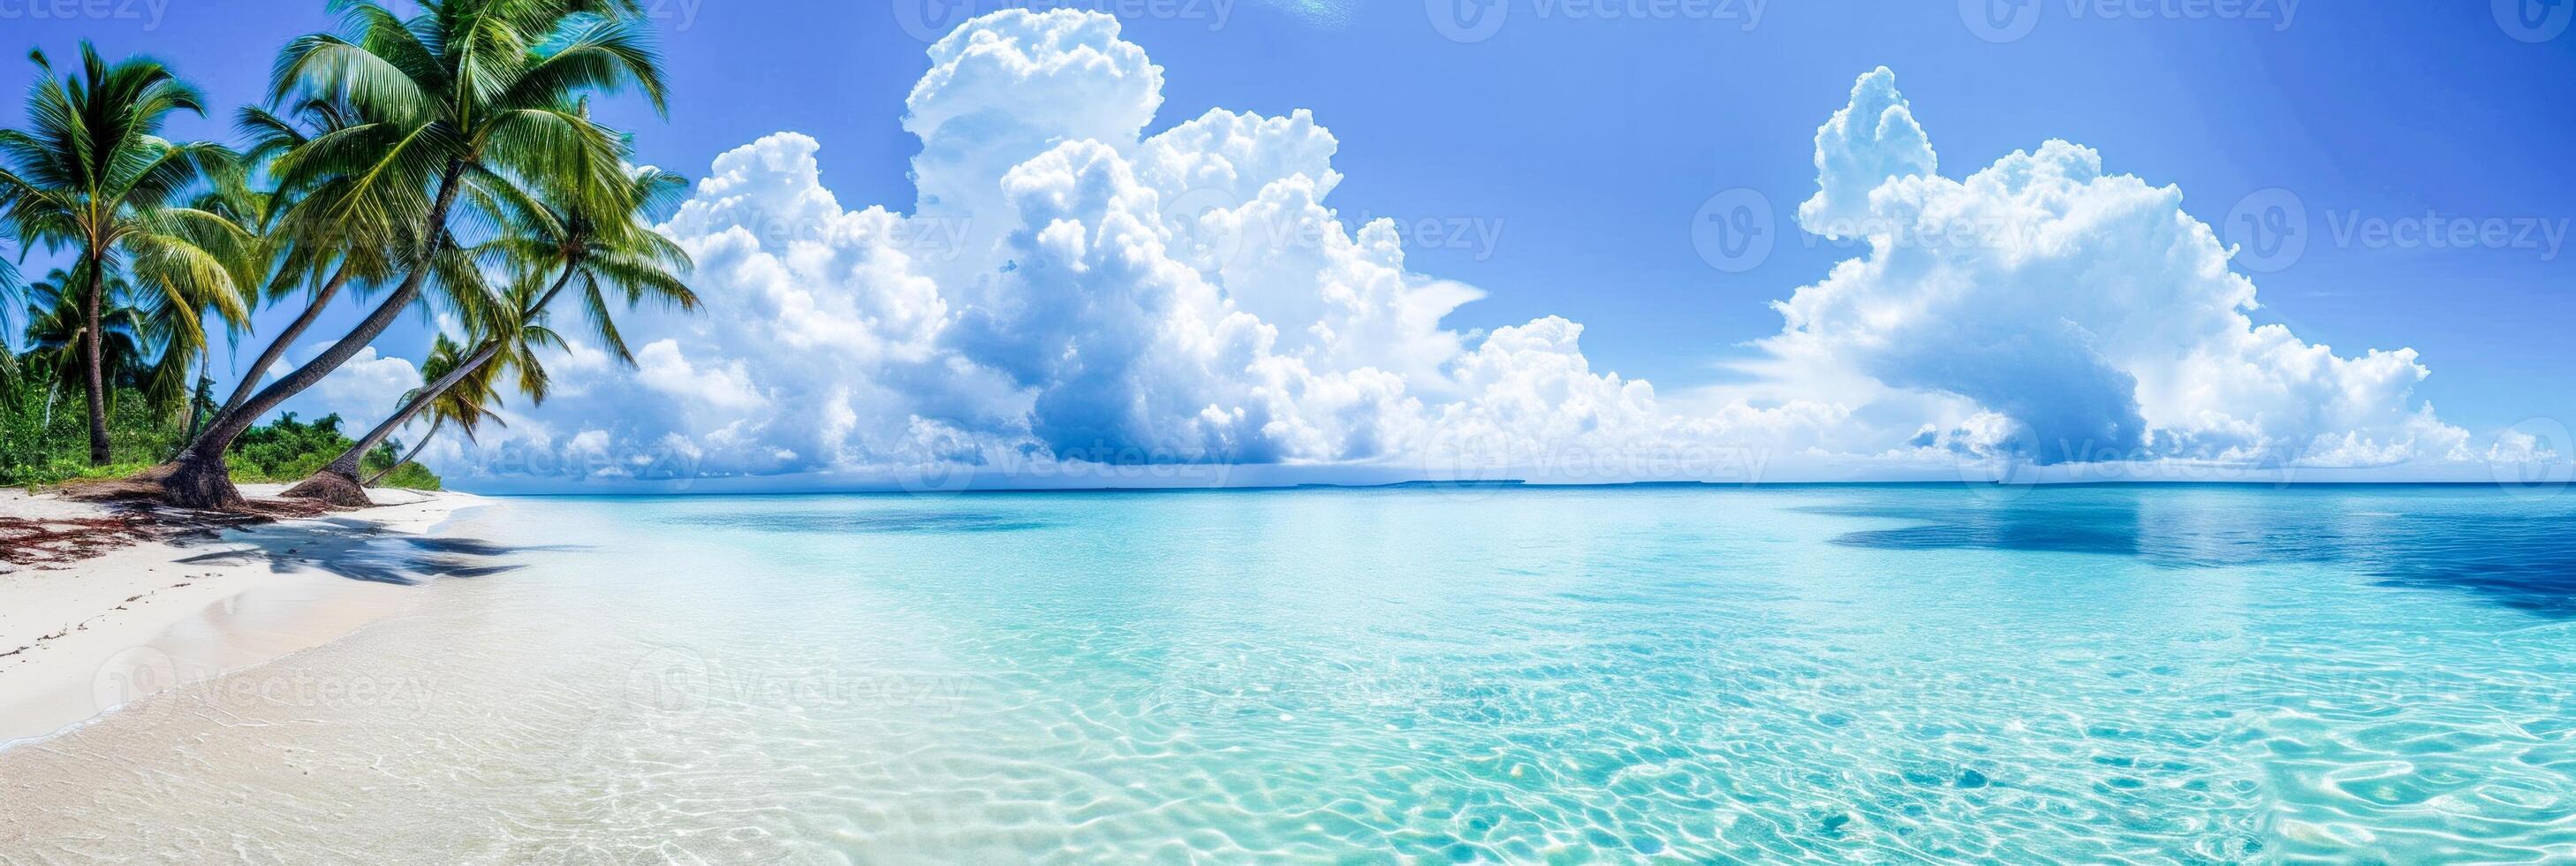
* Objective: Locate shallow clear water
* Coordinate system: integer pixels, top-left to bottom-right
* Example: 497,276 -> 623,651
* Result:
6,485 -> 2576,862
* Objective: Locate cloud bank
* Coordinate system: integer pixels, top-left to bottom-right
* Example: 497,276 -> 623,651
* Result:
375,12 -> 2480,490
1771,68 -> 2466,467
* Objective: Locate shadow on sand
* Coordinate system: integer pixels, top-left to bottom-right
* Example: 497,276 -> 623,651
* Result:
170,517 -> 579,585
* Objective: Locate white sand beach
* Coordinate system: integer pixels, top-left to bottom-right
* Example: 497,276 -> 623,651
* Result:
0,486 -> 486,747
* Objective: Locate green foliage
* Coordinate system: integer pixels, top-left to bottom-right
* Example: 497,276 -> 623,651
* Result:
222,412 -> 440,490
0,386 -> 441,490
0,384 -> 186,486
0,0 -> 685,496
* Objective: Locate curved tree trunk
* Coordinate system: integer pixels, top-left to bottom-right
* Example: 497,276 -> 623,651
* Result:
367,417 -> 441,487
203,264 -> 352,439
307,340 -> 497,483
297,259 -> 578,495
80,256 -> 111,466
156,161 -> 469,510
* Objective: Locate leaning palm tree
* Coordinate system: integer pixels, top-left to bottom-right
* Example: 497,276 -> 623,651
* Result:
158,0 -> 669,507
204,96 -> 408,429
0,44 -> 250,465
366,333 -> 504,486
287,269 -> 565,502
285,164 -> 694,502
489,164 -> 693,361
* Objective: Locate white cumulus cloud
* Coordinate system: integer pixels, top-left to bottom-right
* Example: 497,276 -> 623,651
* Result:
1765,68 -> 2466,467
413,14 -> 2482,489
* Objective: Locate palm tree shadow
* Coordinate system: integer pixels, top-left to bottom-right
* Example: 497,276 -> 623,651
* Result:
171,517 -> 580,585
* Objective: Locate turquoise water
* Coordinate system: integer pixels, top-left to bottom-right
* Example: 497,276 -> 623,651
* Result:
10,485 -> 2576,862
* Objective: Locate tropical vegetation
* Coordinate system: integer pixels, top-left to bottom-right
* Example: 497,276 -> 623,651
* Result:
0,0 -> 694,508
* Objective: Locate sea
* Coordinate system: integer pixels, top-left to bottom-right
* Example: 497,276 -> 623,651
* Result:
4,483 -> 2572,862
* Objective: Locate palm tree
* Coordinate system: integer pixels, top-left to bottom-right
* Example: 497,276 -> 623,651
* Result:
366,333 -> 504,486
288,270 -> 564,501
0,44 -> 250,465
289,164 -> 694,499
155,188 -> 267,444
0,241 -> 19,388
159,0 -> 670,507
491,164 -> 693,361
204,97 -> 406,429
21,266 -> 153,412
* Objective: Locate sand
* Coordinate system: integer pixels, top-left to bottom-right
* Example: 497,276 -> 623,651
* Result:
0,484 -> 486,747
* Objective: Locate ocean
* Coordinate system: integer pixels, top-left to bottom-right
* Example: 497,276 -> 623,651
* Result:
5,484 -> 2573,862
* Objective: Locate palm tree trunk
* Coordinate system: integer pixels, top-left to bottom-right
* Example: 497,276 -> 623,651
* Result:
176,351 -> 211,455
367,417 -> 441,487
315,260 -> 579,481
203,263 -> 352,438
321,340 -> 498,479
80,256 -> 111,466
158,160 -> 470,509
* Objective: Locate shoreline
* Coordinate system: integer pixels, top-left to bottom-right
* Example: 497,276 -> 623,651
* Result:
0,485 -> 489,748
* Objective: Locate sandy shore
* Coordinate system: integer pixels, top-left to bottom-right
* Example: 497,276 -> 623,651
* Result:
0,484 -> 487,747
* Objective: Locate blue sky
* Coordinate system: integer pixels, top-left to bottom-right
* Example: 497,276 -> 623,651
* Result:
5,0 -> 2572,487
